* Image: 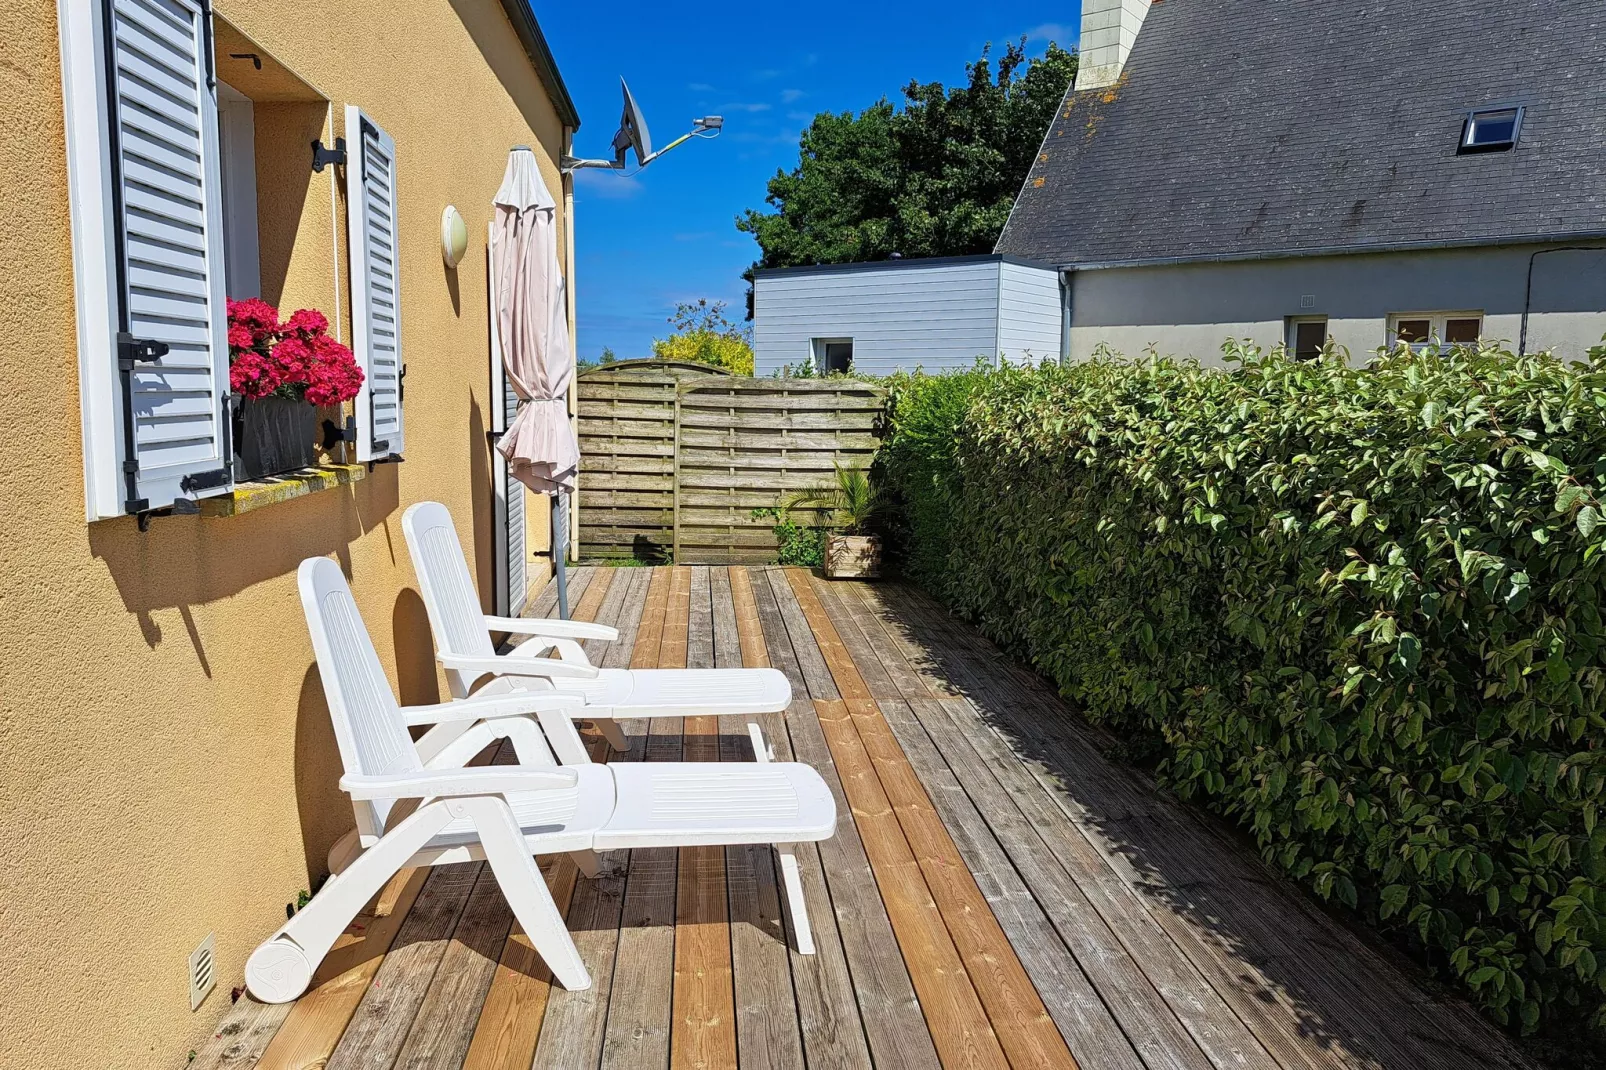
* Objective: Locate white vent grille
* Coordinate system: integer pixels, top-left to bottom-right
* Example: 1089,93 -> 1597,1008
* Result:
189,932 -> 216,1010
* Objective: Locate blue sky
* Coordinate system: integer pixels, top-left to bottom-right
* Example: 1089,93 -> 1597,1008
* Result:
532,2 -> 1078,361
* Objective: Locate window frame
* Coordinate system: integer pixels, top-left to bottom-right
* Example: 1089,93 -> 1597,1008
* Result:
216,81 -> 262,299
1286,315 -> 1329,361
1387,311 -> 1484,353
811,337 -> 853,374
1458,104 -> 1525,155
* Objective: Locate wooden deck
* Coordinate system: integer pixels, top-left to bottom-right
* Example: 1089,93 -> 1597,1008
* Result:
194,566 -> 1539,1070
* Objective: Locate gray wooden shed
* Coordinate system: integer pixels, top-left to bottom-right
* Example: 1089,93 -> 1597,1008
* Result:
751,254 -> 1065,376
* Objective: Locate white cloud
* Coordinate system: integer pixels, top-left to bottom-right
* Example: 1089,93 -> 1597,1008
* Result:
780,88 -> 805,103
573,170 -> 643,200
687,82 -> 714,92
1026,22 -> 1075,44
717,101 -> 772,113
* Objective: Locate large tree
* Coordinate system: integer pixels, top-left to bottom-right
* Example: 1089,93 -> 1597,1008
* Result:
737,39 -> 1077,276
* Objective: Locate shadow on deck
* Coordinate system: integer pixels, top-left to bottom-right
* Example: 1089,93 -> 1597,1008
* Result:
192,566 -> 1539,1070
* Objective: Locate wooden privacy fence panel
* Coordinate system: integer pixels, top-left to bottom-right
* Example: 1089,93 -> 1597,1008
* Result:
577,361 -> 886,564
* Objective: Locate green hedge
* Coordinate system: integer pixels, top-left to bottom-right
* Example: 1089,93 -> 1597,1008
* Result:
879,342 -> 1606,1033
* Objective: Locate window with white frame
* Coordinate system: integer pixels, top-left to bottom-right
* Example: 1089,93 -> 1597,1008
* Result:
59,2 -> 405,520
812,337 -> 853,374
1287,316 -> 1328,360
1389,312 -> 1483,353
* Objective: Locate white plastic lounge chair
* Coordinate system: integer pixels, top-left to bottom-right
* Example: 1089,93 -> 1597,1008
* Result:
401,501 -> 791,752
244,558 -> 835,1004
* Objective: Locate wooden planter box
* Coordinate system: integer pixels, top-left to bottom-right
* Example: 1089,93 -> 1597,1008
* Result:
825,534 -> 881,579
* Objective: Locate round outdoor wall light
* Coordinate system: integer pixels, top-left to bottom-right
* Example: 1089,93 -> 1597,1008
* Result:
440,205 -> 469,268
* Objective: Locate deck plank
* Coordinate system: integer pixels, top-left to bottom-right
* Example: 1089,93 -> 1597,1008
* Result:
323,863 -> 481,1069
715,566 -> 806,1070
600,567 -> 689,1070
531,568 -> 655,1070
752,569 -> 934,1070
773,571 -> 1013,1070
790,570 -> 1078,1070
814,579 -> 1161,1070
670,568 -> 740,1070
390,866 -> 516,1069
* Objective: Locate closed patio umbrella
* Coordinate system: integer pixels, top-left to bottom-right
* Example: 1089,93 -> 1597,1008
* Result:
491,146 -> 578,616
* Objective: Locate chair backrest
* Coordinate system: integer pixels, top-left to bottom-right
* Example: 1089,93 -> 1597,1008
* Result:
298,557 -> 423,836
402,501 -> 497,699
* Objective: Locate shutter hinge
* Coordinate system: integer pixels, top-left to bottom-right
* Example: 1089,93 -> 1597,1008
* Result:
311,137 -> 347,173
321,416 -> 357,449
179,468 -> 231,494
117,331 -> 169,372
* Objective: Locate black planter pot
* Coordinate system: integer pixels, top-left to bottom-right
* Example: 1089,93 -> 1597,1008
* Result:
235,395 -> 318,480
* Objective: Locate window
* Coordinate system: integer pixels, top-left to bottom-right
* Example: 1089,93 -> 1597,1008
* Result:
1389,312 -> 1483,352
1459,106 -> 1524,154
813,338 -> 853,374
216,82 -> 262,299
1287,317 -> 1328,360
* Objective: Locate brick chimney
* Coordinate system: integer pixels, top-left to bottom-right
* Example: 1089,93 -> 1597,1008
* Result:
1077,0 -> 1152,91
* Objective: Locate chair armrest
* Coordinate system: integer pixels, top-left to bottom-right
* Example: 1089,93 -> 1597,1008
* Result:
486,615 -> 619,642
509,636 -> 592,668
438,651 -> 599,680
399,691 -> 584,727
340,766 -> 578,800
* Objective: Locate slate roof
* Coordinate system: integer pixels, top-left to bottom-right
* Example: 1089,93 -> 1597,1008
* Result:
996,0 -> 1606,268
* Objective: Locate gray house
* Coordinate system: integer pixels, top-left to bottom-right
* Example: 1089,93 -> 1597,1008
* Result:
998,0 -> 1606,363
751,254 -> 1063,375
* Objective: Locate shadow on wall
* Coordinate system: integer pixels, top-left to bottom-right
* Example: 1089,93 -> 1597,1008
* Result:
253,101 -> 330,309
294,662 -> 348,880
86,469 -> 400,669
446,0 -> 563,147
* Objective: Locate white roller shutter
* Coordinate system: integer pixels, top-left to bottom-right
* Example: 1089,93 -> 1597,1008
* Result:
104,0 -> 233,512
345,105 -> 404,462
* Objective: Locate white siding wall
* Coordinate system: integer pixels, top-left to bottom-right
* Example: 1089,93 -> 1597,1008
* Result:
753,258 -> 1064,375
1067,244 -> 1606,366
997,261 -> 1064,363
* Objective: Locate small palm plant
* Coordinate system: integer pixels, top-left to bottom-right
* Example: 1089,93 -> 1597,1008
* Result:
780,465 -> 884,577
782,465 -> 881,535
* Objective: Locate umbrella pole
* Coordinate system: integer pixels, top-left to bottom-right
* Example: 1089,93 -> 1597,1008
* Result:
552,492 -> 569,619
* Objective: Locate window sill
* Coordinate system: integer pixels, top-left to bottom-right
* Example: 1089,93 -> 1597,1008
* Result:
199,463 -> 366,517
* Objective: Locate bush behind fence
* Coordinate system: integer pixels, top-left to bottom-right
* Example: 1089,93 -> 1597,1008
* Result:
878,342 -> 1606,1033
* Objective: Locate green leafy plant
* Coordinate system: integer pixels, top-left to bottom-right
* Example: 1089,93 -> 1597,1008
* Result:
752,507 -> 825,567
878,338 -> 1606,1036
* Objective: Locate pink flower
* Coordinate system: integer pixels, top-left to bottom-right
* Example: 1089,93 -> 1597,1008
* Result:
229,349 -> 278,399
283,308 -> 329,338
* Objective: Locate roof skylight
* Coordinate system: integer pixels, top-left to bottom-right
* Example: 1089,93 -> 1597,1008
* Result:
1459,106 -> 1524,154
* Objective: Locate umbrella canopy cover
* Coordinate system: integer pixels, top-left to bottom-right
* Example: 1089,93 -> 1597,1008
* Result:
490,148 -> 578,495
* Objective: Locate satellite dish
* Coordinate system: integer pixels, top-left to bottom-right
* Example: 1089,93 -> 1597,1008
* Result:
561,79 -> 722,174
612,80 -> 653,167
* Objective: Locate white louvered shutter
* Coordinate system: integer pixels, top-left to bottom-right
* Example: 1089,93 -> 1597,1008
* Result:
345,106 -> 404,461
487,237 -> 527,616
105,0 -> 233,511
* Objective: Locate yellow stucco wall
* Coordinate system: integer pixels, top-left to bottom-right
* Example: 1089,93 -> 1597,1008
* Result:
0,2 -> 569,1065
